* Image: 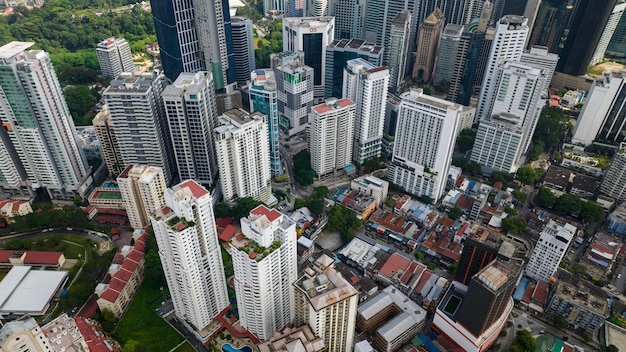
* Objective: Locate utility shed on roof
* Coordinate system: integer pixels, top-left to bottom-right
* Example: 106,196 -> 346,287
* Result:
0,266 -> 68,316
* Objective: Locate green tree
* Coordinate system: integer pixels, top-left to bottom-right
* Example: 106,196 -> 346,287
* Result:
308,198 -> 324,216
580,201 -> 605,223
101,308 -> 117,323
455,128 -> 476,153
534,187 -> 556,208
513,190 -> 528,204
515,165 -> 539,185
214,203 -> 232,218
448,206 -> 463,220
554,193 -> 583,215
604,345 -> 619,352
312,186 -> 330,198
510,330 -> 537,352
504,207 -> 518,215
553,315 -> 568,329
502,217 -> 527,236
326,206 -> 346,231
492,171 -> 513,184
447,262 -> 458,275
232,197 -> 263,219
292,150 -> 316,186
570,263 -> 587,276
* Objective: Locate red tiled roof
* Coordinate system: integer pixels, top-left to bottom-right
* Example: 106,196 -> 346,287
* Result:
0,250 -> 14,263
125,249 -> 144,264
121,259 -> 139,272
74,317 -> 112,352
414,270 -> 432,293
135,233 -> 148,246
311,98 -> 354,114
532,280 -> 549,304
179,179 -> 209,198
379,253 -> 411,277
218,224 -> 238,242
11,202 -> 21,211
96,215 -> 126,225
112,253 -> 124,265
113,268 -> 133,283
97,208 -> 127,216
522,284 -> 534,304
250,205 -> 281,222
215,217 -> 234,229
455,176 -> 466,188
99,288 -> 121,303
85,205 -> 95,213
23,251 -> 63,265
108,277 -> 126,292
133,241 -> 146,253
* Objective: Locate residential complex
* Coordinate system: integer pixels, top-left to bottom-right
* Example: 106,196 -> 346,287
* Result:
309,98 -> 356,178
519,45 -> 559,91
162,71 -> 219,188
342,59 -> 389,165
92,105 -> 124,177
0,41 -> 92,199
389,89 -> 462,201
248,69 -> 282,176
332,0 -> 365,40
325,39 -> 383,99
214,109 -> 272,204
96,37 -> 134,79
230,205 -> 297,340
294,253 -> 359,352
525,220 -> 576,283
103,71 -> 175,184
150,180 -> 229,338
117,164 -> 167,230
601,143 -> 626,202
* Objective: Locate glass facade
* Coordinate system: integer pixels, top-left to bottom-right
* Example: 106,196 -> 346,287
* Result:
303,33 -> 323,85
250,85 -> 282,176
149,0 -> 183,81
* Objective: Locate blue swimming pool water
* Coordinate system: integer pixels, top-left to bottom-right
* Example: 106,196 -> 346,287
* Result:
102,182 -> 119,189
222,343 -> 252,352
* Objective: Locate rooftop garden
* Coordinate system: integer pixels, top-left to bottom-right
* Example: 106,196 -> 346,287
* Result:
236,239 -> 282,262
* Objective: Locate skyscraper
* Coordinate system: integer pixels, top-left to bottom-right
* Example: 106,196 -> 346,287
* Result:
231,17 -> 256,84
519,45 -> 559,90
150,180 -> 229,337
265,0 -> 285,14
149,0 -> 230,87
557,0 -> 619,75
525,220 -> 576,282
0,41 -> 92,198
294,253 -> 359,352
96,37 -> 134,79
103,71 -> 175,184
476,15 -> 529,122
249,69 -> 282,177
230,205 -> 297,340
454,18 -> 489,105
471,113 -> 525,173
305,0 -> 331,16
214,109 -> 272,204
118,164 -> 167,230
433,24 -> 465,87
412,8 -> 444,82
607,4 -> 626,58
332,0 -> 365,39
162,71 -> 219,188
363,0 -> 419,67
434,259 -> 523,352
388,10 -> 412,92
309,98 -> 356,177
342,59 -> 389,165
591,1 -> 626,66
389,89 -> 462,200
92,105 -> 123,177
601,143 -> 626,202
325,39 -> 383,99
416,0 -> 474,27
571,71 -> 626,146
271,51 -> 315,136
283,17 -> 335,102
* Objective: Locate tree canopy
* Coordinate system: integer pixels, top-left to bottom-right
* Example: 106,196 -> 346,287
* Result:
502,217 -> 526,236
455,128 -> 476,153
510,330 -> 537,352
529,107 -> 571,160
534,187 -> 556,208
293,150 -> 316,186
515,165 -> 541,186
452,156 -> 482,175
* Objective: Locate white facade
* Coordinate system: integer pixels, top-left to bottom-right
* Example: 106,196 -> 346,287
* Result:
0,41 -> 92,198
572,72 -> 625,146
231,17 -> 256,84
471,114 -> 524,173
525,220 -> 576,282
264,0 -> 284,14
103,71 -> 175,183
332,0 -> 365,40
342,59 -> 389,165
117,164 -> 167,230
0,318 -> 51,352
283,17 -> 335,102
476,15 -> 529,122
601,143 -> 626,202
350,175 -> 389,207
488,61 -> 547,155
305,0 -> 330,16
214,109 -> 271,204
96,37 -> 134,79
388,89 -> 462,201
294,254 -> 359,352
591,2 -> 626,66
309,98 -> 356,177
520,45 -> 559,91
163,71 -> 219,187
231,205 -> 297,341
150,180 -> 229,333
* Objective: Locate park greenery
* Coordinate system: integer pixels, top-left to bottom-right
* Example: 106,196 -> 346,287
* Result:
529,107 -> 572,160
294,186 -> 329,216
502,217 -> 527,236
254,19 -> 283,68
326,205 -> 362,242
515,165 -> 542,186
293,150 -> 316,186
9,204 -> 93,232
510,330 -> 536,352
452,156 -> 482,175
533,187 -> 605,223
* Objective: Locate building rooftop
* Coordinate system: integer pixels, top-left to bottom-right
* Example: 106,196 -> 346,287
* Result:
311,98 -> 354,115
543,166 -> 572,190
258,325 -> 325,352
296,254 -> 358,311
42,313 -> 84,352
552,269 -> 609,317
401,88 -> 461,111
0,317 -> 40,346
327,38 -> 383,55
0,266 -> 68,315
571,174 -> 599,195
0,41 -> 34,59
283,16 -> 335,27
358,285 -> 426,324
105,71 -> 159,94
377,312 -> 421,342
175,179 -> 209,199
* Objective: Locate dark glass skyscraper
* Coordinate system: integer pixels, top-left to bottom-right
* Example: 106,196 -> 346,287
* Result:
324,39 -> 383,99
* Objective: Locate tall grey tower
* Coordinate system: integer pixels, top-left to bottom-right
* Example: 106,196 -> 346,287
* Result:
0,42 -> 92,198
